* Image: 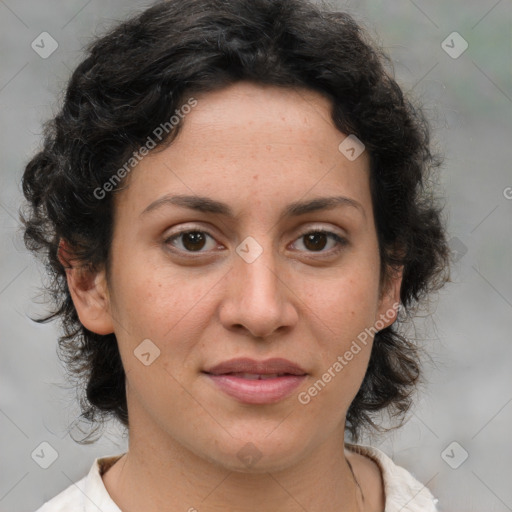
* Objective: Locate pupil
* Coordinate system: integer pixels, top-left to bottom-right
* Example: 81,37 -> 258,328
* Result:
304,233 -> 327,251
183,232 -> 205,251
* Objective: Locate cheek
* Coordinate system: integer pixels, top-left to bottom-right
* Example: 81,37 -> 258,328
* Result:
299,289 -> 376,428
108,252 -> 231,385
298,258 -> 381,404
307,260 -> 381,343
110,270 -> 209,407
109,253 -> 211,341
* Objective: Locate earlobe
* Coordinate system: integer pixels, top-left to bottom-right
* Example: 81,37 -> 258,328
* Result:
58,239 -> 114,335
377,266 -> 403,329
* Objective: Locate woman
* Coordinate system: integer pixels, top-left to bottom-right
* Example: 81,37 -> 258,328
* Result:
22,0 -> 450,510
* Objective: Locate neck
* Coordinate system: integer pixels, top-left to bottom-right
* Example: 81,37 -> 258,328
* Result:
103,416 -> 363,512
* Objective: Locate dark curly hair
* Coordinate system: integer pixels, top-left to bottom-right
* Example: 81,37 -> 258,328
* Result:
21,0 -> 450,443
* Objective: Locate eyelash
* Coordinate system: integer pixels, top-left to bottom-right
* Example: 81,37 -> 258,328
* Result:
163,227 -> 348,257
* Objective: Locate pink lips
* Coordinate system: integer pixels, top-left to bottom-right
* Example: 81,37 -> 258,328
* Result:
203,357 -> 307,405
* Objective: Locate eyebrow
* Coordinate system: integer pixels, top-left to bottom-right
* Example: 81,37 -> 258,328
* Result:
140,193 -> 365,221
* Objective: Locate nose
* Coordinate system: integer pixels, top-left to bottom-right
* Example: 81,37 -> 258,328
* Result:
218,244 -> 299,340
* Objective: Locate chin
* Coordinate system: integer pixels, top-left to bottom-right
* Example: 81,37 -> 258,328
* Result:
202,429 -> 313,474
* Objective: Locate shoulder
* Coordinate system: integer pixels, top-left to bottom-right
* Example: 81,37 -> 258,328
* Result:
345,443 -> 440,512
34,454 -> 124,512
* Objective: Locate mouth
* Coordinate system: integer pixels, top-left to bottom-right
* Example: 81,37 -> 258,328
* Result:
210,372 -> 298,380
202,358 -> 308,404
203,357 -> 307,376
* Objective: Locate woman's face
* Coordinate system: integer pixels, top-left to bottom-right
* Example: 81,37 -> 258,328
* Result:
88,81 -> 401,471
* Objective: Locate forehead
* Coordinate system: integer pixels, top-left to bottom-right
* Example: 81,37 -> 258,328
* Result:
180,81 -> 339,151
115,81 -> 371,219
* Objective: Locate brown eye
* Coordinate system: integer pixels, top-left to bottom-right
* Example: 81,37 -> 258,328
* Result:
181,232 -> 207,251
165,230 -> 217,253
292,230 -> 347,254
303,232 -> 329,251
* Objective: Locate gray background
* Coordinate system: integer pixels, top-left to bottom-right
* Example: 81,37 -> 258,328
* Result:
1,0 -> 511,511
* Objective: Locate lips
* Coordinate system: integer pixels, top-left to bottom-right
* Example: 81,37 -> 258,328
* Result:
203,358 -> 308,404
224,373 -> 288,380
203,357 -> 307,377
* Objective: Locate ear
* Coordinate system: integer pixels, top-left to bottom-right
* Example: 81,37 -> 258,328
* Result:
58,239 -> 114,335
375,265 -> 403,329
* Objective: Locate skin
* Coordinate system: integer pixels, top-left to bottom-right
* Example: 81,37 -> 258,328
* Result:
63,81 -> 402,512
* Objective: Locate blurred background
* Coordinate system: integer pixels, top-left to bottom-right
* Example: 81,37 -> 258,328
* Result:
0,0 -> 511,510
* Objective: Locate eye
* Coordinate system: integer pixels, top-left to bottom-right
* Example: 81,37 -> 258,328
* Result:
163,227 -> 348,256
291,229 -> 348,254
164,229 -> 219,253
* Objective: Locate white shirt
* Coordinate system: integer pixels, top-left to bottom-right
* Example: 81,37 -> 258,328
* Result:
35,444 -> 439,511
